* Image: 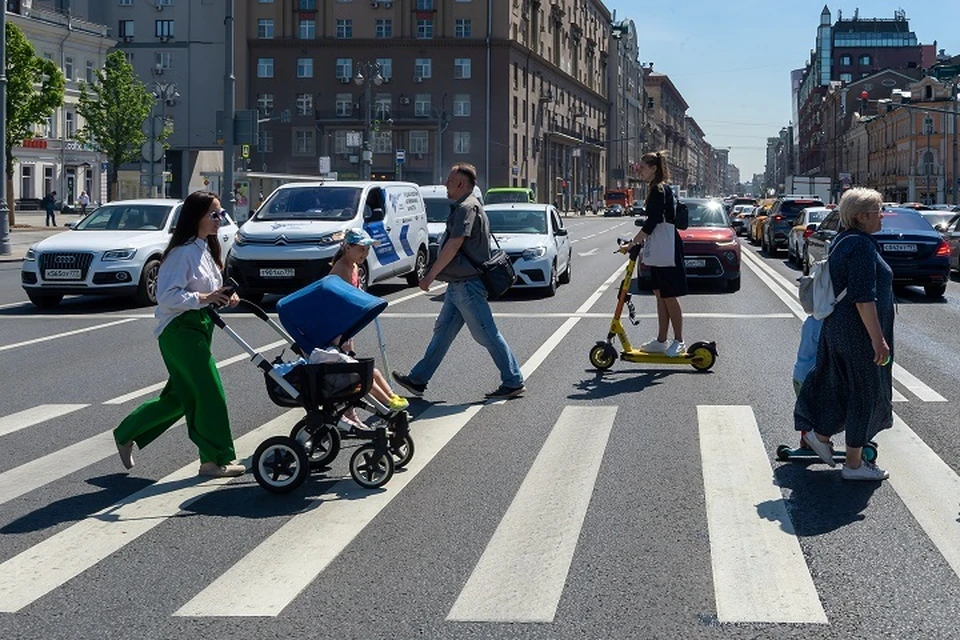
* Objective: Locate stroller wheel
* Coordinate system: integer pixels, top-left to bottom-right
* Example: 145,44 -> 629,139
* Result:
389,432 -> 415,469
350,444 -> 395,489
253,436 -> 309,494
290,419 -> 341,469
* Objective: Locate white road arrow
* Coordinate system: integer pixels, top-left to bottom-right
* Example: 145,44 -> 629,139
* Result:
577,247 -> 599,257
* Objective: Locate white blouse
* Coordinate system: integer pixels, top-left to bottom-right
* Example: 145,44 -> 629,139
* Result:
154,237 -> 223,337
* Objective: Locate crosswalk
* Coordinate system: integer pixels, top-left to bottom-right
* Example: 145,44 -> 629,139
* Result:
1,395 -> 960,626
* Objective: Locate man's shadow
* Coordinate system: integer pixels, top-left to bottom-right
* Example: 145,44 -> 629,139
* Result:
756,464 -> 882,536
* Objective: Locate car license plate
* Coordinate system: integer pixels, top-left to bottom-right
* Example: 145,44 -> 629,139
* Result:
44,268 -> 82,280
259,268 -> 295,278
684,259 -> 706,268
883,243 -> 917,253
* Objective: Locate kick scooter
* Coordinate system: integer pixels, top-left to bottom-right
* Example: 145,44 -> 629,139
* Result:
588,240 -> 718,372
775,435 -> 878,464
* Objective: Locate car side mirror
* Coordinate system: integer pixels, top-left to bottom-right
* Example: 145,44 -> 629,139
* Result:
555,227 -> 568,236
65,221 -> 76,229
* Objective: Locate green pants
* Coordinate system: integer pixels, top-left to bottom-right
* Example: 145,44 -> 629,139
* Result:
114,309 -> 237,466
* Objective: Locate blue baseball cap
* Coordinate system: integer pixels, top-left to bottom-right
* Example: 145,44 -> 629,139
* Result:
344,228 -> 376,246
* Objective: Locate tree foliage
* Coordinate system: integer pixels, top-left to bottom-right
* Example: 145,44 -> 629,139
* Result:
76,50 -> 155,201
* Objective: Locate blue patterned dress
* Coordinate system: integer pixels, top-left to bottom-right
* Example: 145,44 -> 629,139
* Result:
794,229 -> 894,447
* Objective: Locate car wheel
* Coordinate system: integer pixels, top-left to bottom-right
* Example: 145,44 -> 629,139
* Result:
134,258 -> 161,306
545,263 -> 558,297
27,292 -> 63,309
924,283 -> 947,298
558,252 -> 572,284
726,275 -> 741,292
405,246 -> 428,287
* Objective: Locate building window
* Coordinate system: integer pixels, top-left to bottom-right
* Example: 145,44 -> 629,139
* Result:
118,20 -> 134,38
257,19 -> 274,39
453,94 -> 470,116
64,57 -> 74,80
410,130 -> 428,154
85,60 -> 95,84
336,93 -> 353,117
296,93 -> 313,116
336,58 -> 353,81
293,129 -> 315,155
859,54 -> 871,66
455,19 -> 471,38
46,111 -> 56,136
258,58 -> 274,78
20,165 -> 33,199
65,111 -> 76,139
454,58 -> 471,79
375,19 -> 392,38
259,129 -> 274,153
840,72 -> 852,83
156,52 -> 172,70
336,19 -> 353,39
297,58 -> 313,78
43,166 -> 54,196
299,19 -> 315,39
414,94 -> 431,117
376,58 -> 393,81
375,94 -> 392,120
334,131 -> 348,154
453,132 -> 470,154
839,54 -> 851,66
414,58 -> 432,79
373,131 -> 392,154
415,0 -> 434,8
158,0 -> 173,5
257,93 -> 274,116
298,0 -> 316,9
123,52 -> 134,64
118,0 -> 133,5
155,20 -> 174,39
416,19 -> 433,39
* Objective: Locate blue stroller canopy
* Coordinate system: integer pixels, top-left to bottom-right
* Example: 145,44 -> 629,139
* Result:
276,275 -> 388,353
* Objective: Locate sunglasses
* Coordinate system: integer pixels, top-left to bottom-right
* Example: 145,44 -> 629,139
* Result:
209,209 -> 226,220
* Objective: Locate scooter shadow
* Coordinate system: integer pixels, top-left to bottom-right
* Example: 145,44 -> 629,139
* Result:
568,368 -> 692,400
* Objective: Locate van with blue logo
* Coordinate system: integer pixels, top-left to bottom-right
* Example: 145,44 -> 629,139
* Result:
227,181 -> 429,300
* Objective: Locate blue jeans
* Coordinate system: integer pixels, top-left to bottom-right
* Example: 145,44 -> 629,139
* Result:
409,278 -> 524,388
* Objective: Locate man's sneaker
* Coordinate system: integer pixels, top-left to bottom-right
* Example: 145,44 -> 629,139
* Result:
802,431 -> 837,467
392,371 -> 426,398
485,384 -> 526,399
666,340 -> 686,358
639,339 -> 668,353
841,460 -> 889,481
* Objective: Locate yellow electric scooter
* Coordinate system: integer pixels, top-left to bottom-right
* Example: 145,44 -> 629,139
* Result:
588,240 -> 718,372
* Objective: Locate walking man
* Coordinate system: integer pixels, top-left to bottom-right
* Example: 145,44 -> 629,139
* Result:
43,191 -> 57,227
78,190 -> 90,217
392,163 -> 526,400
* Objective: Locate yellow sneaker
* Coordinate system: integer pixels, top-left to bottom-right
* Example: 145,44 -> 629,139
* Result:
388,395 -> 409,413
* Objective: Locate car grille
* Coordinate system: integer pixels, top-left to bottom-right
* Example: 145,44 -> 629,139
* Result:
38,252 -> 94,280
684,255 -> 725,277
506,251 -> 524,264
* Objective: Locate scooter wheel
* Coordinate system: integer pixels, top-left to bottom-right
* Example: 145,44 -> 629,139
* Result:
776,445 -> 791,461
688,341 -> 717,371
290,419 -> 341,470
253,436 -> 309,494
862,443 -> 879,462
589,343 -> 617,370
350,444 -> 395,489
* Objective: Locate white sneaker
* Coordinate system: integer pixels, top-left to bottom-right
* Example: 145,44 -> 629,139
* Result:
666,340 -> 686,358
639,339 -> 668,353
802,431 -> 837,467
841,460 -> 889,481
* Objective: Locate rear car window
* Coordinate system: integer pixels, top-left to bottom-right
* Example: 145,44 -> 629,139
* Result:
778,200 -> 822,217
881,210 -> 936,232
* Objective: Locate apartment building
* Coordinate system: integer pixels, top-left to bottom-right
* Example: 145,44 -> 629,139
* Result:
643,72 -> 688,188
605,18 -> 645,194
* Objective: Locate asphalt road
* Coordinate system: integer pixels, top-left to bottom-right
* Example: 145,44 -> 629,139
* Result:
1,216 -> 960,639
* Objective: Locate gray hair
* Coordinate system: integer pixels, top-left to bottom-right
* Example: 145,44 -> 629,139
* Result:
839,187 -> 882,229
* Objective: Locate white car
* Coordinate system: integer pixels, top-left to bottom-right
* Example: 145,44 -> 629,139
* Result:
21,199 -> 238,308
485,203 -> 571,296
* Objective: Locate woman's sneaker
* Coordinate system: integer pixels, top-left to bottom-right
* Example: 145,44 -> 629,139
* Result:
841,460 -> 889,481
387,395 -> 409,414
802,431 -> 837,467
639,339 -> 668,353
666,340 -> 686,358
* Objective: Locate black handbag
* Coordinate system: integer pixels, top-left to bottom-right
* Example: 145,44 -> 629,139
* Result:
460,234 -> 516,299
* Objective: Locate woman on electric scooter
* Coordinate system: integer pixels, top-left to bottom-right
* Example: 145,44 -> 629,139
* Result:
626,150 -> 687,358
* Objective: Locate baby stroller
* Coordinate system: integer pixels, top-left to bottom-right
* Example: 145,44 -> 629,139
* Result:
209,275 -> 414,494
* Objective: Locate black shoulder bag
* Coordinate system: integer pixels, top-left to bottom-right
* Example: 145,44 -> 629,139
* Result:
457,208 -> 517,299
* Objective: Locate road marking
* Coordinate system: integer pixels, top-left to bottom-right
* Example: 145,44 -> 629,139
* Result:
103,340 -> 288,405
379,311 -> 794,320
879,412 -> 960,581
0,410 -> 302,613
385,282 -> 447,306
0,404 -> 88,438
175,403 -> 483,617
446,406 -> 617,623
577,247 -> 599,257
893,387 -> 907,402
698,405 -> 827,624
0,301 -> 29,310
740,243 -> 946,403
0,318 -> 137,352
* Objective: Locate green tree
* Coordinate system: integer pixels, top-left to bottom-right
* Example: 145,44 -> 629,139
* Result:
4,21 -> 64,226
76,50 -> 154,201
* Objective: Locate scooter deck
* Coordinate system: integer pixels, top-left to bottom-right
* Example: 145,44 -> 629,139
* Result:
776,441 -> 878,463
620,350 -> 695,364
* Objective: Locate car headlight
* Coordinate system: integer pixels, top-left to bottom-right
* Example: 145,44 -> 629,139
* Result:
715,240 -> 738,248
234,231 -> 247,246
24,248 -> 36,261
102,248 -> 137,261
522,246 -> 547,260
319,230 -> 346,245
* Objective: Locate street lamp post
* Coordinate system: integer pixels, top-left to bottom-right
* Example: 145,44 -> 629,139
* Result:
432,97 -> 449,184
151,80 -> 180,198
572,111 -> 586,214
354,61 -> 383,181
924,112 -> 933,205
0,5 -> 10,255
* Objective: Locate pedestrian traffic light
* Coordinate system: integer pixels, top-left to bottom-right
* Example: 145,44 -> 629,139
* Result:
561,180 -> 568,189
860,90 -> 869,114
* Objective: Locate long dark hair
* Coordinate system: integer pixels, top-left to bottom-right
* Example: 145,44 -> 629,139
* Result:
642,150 -> 671,206
162,190 -> 223,269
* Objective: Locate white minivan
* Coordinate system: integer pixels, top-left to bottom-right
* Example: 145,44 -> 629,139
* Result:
227,181 -> 429,299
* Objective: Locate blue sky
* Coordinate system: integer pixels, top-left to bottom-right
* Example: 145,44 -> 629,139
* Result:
602,1 -> 960,181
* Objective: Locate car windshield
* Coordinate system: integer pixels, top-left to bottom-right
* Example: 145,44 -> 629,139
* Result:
920,212 -> 953,228
686,202 -> 730,228
881,210 -> 936,232
72,204 -> 172,231
256,186 -> 361,221
486,191 -> 530,204
424,198 -> 452,223
487,208 -> 548,234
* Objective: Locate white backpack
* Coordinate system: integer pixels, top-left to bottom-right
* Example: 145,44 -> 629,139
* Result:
797,235 -> 851,320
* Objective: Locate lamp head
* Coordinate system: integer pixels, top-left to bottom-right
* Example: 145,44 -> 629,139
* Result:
354,71 -> 364,85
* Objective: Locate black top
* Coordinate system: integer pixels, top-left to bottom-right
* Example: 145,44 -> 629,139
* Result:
641,185 -> 674,236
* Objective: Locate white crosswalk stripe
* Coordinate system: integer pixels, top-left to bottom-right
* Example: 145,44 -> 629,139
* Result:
0,404 -> 88,438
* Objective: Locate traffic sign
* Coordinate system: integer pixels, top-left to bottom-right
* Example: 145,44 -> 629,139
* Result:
241,144 -> 250,159
395,149 -> 405,163
346,132 -> 362,148
318,156 -> 331,174
140,140 -> 163,163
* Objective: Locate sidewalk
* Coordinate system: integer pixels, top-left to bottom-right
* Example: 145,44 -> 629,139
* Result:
0,209 -> 75,263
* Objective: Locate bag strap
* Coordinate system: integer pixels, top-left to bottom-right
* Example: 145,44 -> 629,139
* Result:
455,203 -> 499,270
826,233 -> 854,302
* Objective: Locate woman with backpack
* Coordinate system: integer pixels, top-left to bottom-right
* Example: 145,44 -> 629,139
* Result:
794,187 -> 893,481
625,150 -> 688,358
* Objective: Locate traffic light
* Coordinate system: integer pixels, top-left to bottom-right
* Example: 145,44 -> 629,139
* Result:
561,180 -> 568,190
860,90 -> 869,115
